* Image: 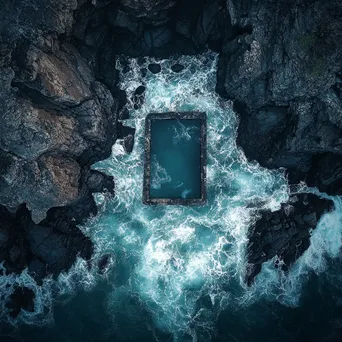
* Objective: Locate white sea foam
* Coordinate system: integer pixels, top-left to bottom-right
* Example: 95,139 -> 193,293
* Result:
90,52 -> 290,338
151,154 -> 172,189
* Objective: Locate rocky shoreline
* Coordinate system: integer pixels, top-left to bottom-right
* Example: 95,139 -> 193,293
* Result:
0,0 -> 341,316
245,193 -> 335,285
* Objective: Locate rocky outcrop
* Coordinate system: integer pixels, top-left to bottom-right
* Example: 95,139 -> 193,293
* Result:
225,0 -> 342,278
119,0 -> 176,20
0,168 -> 113,284
6,286 -> 35,318
0,0 -> 121,303
245,193 -> 334,285
306,154 -> 342,195
72,0 -> 232,57
218,0 -> 342,195
219,0 -> 342,107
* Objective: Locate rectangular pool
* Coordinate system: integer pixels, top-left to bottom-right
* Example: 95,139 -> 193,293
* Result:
143,112 -> 206,205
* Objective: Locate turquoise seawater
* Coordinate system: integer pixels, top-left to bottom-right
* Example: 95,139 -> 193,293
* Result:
2,52 -> 342,342
150,118 -> 201,199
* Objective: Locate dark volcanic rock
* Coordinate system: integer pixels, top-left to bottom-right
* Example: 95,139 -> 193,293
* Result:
0,0 -> 118,311
245,193 -> 334,285
117,122 -> 136,153
0,42 -> 117,222
6,286 -> 35,318
220,0 -> 342,108
236,105 -> 293,168
236,90 -> 342,192
222,0 -> 342,195
171,63 -> 185,73
148,63 -> 161,74
0,202 -> 94,282
132,85 -> 146,109
119,0 -> 176,22
123,134 -> 135,153
107,0 -> 231,57
86,170 -> 114,194
0,0 -> 77,46
306,154 -> 342,195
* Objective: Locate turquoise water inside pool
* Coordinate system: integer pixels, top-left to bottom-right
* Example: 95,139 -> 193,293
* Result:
150,119 -> 202,199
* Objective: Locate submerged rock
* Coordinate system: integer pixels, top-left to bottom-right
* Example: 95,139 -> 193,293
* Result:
148,63 -> 161,74
171,63 -> 185,73
97,253 -> 113,274
6,286 -> 35,318
132,85 -> 146,109
245,193 -> 334,285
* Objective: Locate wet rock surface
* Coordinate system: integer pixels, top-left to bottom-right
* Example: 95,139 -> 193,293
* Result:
306,154 -> 342,196
108,0 -> 231,57
245,193 -> 334,285
0,43 -> 117,222
220,0 -> 342,194
0,202 -> 94,283
0,168 -> 114,284
6,287 -> 35,318
0,0 -> 119,311
148,63 -> 161,74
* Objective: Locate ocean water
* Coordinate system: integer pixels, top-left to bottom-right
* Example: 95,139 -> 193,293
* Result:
2,52 -> 342,342
149,118 -> 202,199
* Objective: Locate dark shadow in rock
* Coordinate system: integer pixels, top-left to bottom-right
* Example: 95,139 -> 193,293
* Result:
117,122 -> 136,153
0,202 -> 94,280
143,27 -> 173,49
119,107 -> 130,120
117,122 -> 136,139
306,153 -> 342,195
108,9 -> 140,36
